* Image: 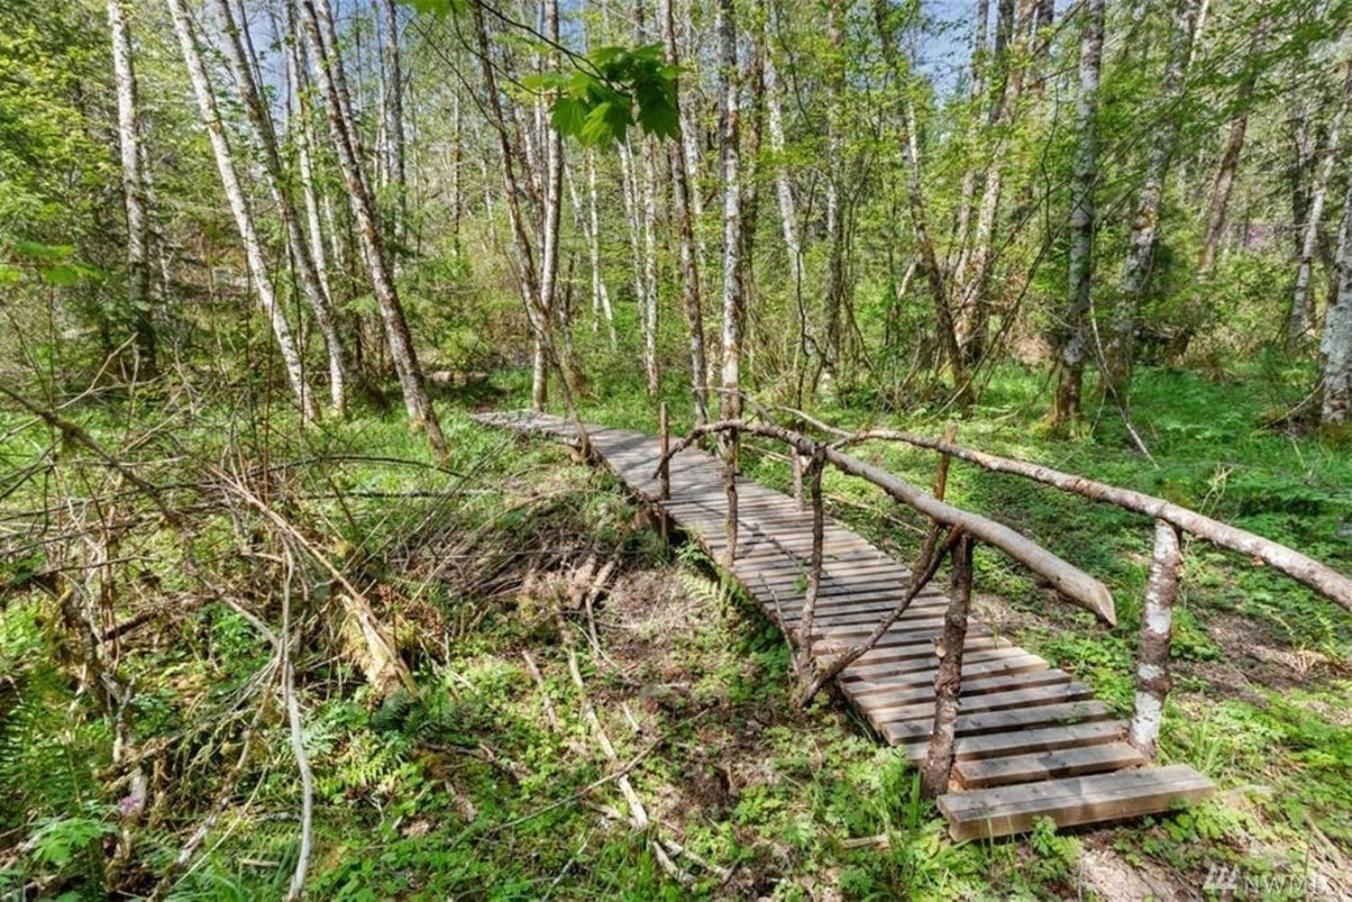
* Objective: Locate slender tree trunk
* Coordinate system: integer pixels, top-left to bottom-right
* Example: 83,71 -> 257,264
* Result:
217,0 -> 349,416
1198,33 -> 1262,272
297,0 -> 447,453
664,0 -> 709,422
535,0 -> 567,410
820,0 -> 847,391
951,0 -> 990,279
874,2 -> 966,401
585,153 -> 618,345
922,534 -> 973,798
641,138 -> 661,396
740,19 -> 766,362
167,0 -> 315,420
1108,0 -> 1199,386
1051,0 -> 1105,427
617,138 -> 656,390
764,40 -> 808,375
468,2 -> 587,443
716,0 -> 743,557
288,19 -> 337,315
952,0 -> 1034,370
1320,180 -> 1352,427
106,0 -> 156,374
1289,65 -> 1351,345
1129,521 -> 1181,761
381,0 -> 407,250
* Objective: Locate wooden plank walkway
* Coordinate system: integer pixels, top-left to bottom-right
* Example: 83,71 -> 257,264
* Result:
476,411 -> 1214,840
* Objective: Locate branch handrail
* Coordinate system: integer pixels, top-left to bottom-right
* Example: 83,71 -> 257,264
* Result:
827,428 -> 1352,611
655,418 -> 1118,625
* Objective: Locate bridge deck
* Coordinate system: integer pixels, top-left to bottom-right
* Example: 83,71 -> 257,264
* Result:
477,411 -> 1213,839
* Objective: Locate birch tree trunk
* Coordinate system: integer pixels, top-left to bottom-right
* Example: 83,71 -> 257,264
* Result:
1289,65 -> 1351,345
874,1 -> 966,402
764,41 -> 808,369
1051,0 -> 1104,427
951,0 -> 990,277
1129,521 -> 1181,761
287,17 -> 337,314
716,0 -> 743,550
641,138 -> 661,396
166,0 -> 315,421
468,2 -> 586,441
586,153 -> 618,345
663,0 -> 709,422
820,0 -> 847,391
297,0 -> 447,454
617,138 -> 655,391
535,0 -> 566,409
952,0 -> 1034,370
216,0 -> 349,416
1108,0 -> 1198,387
106,0 -> 156,374
380,0 -> 407,250
1320,180 -> 1352,427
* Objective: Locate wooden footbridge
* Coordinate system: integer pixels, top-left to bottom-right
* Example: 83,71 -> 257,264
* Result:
476,409 -> 1351,840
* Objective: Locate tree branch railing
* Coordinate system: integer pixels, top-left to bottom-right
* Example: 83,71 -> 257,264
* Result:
650,408 -> 1352,793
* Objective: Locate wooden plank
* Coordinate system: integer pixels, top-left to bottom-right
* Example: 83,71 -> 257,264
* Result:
956,742 -> 1145,789
803,616 -> 947,638
881,700 -> 1112,745
835,636 -> 1012,672
849,662 -> 1064,701
937,764 -> 1214,840
843,644 -> 1028,680
779,598 -> 951,622
812,623 -> 994,656
900,720 -> 1127,763
864,682 -> 1093,725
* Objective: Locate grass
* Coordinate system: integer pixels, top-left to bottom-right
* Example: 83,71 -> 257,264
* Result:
1,357 -> 1349,897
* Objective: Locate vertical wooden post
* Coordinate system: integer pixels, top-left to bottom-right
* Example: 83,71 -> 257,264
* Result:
722,427 -> 738,567
1130,520 -> 1182,761
915,421 -> 958,571
792,451 -> 806,510
658,402 -> 670,543
922,533 -> 972,798
796,449 -> 826,682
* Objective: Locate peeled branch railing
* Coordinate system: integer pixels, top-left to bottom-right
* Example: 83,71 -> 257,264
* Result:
653,410 -> 1352,795
658,418 -> 1117,624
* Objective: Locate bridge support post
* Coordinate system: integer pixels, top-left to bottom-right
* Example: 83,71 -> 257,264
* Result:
1130,520 -> 1181,761
915,422 -> 958,571
923,533 -> 973,798
795,449 -> 827,683
659,402 -> 671,543
721,427 -> 738,567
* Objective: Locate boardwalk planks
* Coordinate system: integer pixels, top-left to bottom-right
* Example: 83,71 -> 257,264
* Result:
475,411 -> 1214,840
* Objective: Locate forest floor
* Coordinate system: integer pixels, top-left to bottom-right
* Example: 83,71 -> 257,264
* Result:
2,360 -> 1350,898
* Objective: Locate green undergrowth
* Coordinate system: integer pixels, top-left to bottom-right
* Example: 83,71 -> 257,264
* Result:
520,356 -> 1352,893
3,360 -> 1350,897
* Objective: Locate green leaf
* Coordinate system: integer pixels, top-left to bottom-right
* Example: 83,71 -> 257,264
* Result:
579,99 -> 634,146
549,96 -> 589,137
